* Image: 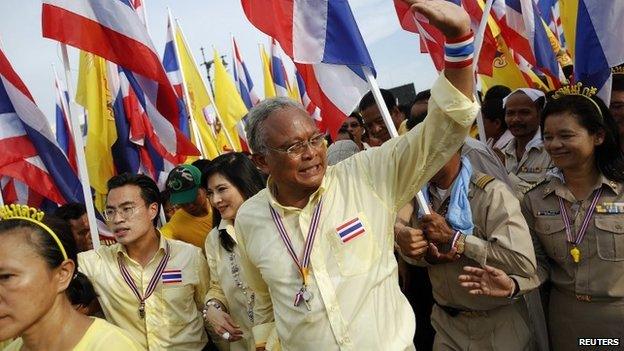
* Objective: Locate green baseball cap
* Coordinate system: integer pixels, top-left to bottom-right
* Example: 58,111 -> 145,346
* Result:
166,164 -> 202,205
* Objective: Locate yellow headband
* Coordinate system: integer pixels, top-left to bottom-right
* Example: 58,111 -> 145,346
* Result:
611,65 -> 624,75
0,204 -> 68,260
551,82 -> 603,118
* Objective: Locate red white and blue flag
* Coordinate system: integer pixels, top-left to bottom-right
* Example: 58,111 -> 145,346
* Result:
53,69 -> 77,172
270,38 -> 291,98
162,269 -> 182,284
42,0 -> 199,160
232,36 -> 260,109
336,217 -> 366,243
0,48 -> 82,206
295,68 -> 321,126
241,0 -> 375,137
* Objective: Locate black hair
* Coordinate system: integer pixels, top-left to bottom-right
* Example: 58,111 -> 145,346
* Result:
541,94 -> 624,182
191,159 -> 213,185
406,111 -> 428,131
413,89 -> 431,104
337,126 -> 355,141
107,173 -> 161,225
358,88 -> 396,112
54,203 -> 87,221
483,85 -> 511,101
348,112 -> 364,126
0,214 -> 97,307
612,74 -> 624,93
481,98 -> 507,129
203,153 -> 266,252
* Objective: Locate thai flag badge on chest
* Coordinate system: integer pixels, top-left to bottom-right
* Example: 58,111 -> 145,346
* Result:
336,217 -> 366,243
162,269 -> 182,284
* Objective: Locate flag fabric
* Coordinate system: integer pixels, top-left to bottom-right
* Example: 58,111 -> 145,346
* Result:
213,48 -> 247,151
574,0 -> 624,102
53,69 -> 77,172
232,36 -> 261,109
42,0 -> 199,159
0,48 -> 82,206
538,0 -> 566,48
559,0 -> 578,57
241,0 -> 375,137
174,21 -> 222,159
295,68 -> 322,127
270,38 -> 290,97
260,45 -> 277,99
132,0 -> 147,26
1,176 -> 46,208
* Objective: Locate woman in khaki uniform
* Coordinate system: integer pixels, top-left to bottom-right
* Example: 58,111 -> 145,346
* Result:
458,84 -> 624,350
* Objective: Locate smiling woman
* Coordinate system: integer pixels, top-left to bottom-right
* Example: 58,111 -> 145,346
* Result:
0,205 -> 141,350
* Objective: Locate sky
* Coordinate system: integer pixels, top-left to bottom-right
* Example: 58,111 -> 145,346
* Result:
0,0 -> 438,127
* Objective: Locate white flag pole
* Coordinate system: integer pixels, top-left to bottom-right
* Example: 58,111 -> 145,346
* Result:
0,185 -> 5,207
363,66 -> 430,214
472,0 -> 495,142
168,8 -> 206,159
60,44 -> 101,249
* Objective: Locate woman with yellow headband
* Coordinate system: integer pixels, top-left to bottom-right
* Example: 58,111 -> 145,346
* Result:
458,84 -> 624,350
0,205 -> 142,350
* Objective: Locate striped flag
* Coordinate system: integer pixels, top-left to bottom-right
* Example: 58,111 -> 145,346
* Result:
232,36 -> 260,109
270,38 -> 291,97
53,68 -> 77,172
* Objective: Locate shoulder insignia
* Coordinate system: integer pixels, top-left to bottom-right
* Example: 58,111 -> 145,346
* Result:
475,175 -> 496,189
522,178 -> 548,195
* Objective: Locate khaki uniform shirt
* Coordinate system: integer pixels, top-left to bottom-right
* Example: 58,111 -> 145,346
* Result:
522,173 -> 624,298
407,173 -> 537,310
78,235 -> 209,350
503,131 -> 552,197
235,74 -> 479,351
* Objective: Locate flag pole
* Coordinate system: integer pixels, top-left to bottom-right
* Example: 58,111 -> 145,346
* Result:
363,66 -> 430,214
168,8 -> 206,159
176,20 -> 237,152
471,0 -> 495,142
60,44 -> 101,249
0,185 -> 4,207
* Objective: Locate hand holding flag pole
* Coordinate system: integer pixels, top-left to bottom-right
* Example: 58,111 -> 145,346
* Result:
59,43 -> 101,249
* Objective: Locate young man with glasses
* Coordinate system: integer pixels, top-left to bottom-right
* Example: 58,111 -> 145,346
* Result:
234,2 -> 480,349
78,173 -> 210,350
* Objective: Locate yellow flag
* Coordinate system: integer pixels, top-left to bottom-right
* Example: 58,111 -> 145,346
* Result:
260,45 -> 276,99
560,0 -> 578,58
213,48 -> 247,133
175,25 -> 220,160
288,77 -> 301,103
75,52 -> 116,210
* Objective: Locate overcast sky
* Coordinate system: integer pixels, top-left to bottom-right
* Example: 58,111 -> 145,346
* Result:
0,0 -> 438,127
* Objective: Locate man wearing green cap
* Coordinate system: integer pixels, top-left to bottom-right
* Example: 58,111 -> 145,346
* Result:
161,164 -> 213,250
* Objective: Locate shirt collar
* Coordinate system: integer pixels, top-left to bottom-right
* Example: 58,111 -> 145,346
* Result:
265,174 -> 328,213
116,229 -> 168,258
217,219 -> 237,244
542,168 -> 622,198
504,129 -> 544,156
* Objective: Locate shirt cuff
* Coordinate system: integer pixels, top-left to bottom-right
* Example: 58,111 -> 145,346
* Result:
430,72 -> 480,128
463,235 -> 487,266
253,322 -> 276,349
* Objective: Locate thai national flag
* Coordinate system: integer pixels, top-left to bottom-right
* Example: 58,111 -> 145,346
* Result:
42,0 -> 199,160
574,0 -> 624,103
0,48 -> 82,206
241,0 -> 375,137
295,68 -> 321,126
162,269 -> 182,284
270,38 -> 290,98
53,70 -> 77,172
232,36 -> 260,109
336,217 -> 366,243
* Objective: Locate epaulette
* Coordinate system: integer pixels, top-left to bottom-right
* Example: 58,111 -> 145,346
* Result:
475,174 -> 496,189
522,178 -> 548,195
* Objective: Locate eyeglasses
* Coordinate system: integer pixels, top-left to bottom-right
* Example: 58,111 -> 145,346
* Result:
103,206 -> 139,222
267,133 -> 326,158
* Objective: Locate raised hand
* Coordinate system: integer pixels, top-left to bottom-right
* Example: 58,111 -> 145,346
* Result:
458,265 -> 515,297
395,223 -> 429,260
401,0 -> 471,38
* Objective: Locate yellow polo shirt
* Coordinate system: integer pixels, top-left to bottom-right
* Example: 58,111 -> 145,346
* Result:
235,74 -> 479,350
161,206 -> 213,250
3,318 -> 142,350
78,234 -> 210,350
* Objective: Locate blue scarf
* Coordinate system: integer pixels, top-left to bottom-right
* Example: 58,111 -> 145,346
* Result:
419,156 -> 474,235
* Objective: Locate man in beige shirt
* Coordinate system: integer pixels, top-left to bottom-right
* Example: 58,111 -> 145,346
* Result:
233,3 -> 479,350
395,152 -> 537,350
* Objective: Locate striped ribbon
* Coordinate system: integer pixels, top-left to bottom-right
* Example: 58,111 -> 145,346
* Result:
558,188 -> 603,246
269,197 -> 323,301
117,241 -> 171,318
444,31 -> 475,69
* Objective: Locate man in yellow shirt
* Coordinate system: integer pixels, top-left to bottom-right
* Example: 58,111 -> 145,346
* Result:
161,164 -> 213,249
78,173 -> 209,350
234,2 -> 479,349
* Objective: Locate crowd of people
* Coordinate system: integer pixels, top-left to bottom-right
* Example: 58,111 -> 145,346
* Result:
1,0 -> 624,350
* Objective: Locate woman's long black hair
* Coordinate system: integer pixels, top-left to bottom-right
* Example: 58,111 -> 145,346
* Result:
541,92 -> 624,182
203,153 -> 266,252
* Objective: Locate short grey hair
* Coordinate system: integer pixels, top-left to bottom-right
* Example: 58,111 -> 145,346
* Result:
246,97 -> 308,154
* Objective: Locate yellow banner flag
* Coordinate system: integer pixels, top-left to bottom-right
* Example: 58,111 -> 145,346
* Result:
260,45 -> 276,99
75,52 -> 116,206
213,48 -> 247,133
175,25 -> 220,160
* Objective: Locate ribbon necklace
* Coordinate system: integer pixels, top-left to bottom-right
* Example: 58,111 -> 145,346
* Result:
269,197 -> 323,311
557,188 -> 602,263
117,241 -> 171,319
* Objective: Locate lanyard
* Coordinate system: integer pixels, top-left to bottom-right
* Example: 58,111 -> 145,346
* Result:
269,197 -> 323,310
557,188 -> 602,263
117,241 -> 170,318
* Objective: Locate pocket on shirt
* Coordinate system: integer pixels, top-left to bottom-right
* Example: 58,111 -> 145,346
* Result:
162,284 -> 196,326
595,216 -> 624,261
331,213 -> 381,276
533,217 -> 567,260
